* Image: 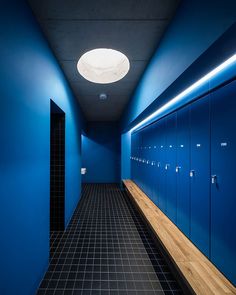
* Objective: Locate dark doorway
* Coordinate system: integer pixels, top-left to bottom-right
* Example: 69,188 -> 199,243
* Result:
50,100 -> 65,235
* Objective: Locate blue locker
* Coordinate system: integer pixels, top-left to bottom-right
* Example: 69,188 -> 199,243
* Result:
136,132 -> 141,187
176,106 -> 191,237
139,132 -> 144,191
131,133 -> 136,181
190,96 -> 210,257
140,129 -> 145,192
146,127 -> 154,200
210,81 -> 236,285
142,128 -> 149,196
151,120 -> 161,206
131,132 -> 138,183
136,133 -> 140,184
165,113 -> 177,222
146,124 -> 155,202
133,131 -> 140,186
158,119 -> 167,213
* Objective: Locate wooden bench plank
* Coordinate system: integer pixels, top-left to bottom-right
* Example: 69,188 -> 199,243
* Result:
123,179 -> 236,295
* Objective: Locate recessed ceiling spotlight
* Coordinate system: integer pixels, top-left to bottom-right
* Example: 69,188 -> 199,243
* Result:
77,48 -> 130,84
99,93 -> 108,100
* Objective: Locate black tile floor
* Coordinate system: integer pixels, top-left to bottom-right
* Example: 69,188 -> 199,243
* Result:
37,184 -> 183,295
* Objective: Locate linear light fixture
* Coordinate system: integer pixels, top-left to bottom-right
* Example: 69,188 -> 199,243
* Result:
130,54 -> 236,133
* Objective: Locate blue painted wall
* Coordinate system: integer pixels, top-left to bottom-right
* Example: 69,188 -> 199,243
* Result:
82,122 -> 121,183
121,0 -> 236,130
121,131 -> 131,179
0,1 -> 84,294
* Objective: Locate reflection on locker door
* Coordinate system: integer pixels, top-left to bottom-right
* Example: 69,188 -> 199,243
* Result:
190,96 -> 210,257
210,81 -> 236,285
176,106 -> 190,237
165,113 -> 177,223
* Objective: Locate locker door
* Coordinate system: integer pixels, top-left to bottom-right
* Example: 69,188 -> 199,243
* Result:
165,113 -> 177,222
132,132 -> 138,183
147,124 -> 155,202
134,132 -> 138,184
176,106 -> 191,237
210,81 -> 236,285
142,128 -> 149,195
131,133 -> 136,181
151,122 -> 159,206
158,119 -> 167,213
137,133 -> 141,187
137,132 -> 142,187
139,132 -> 145,191
144,127 -> 151,198
136,133 -> 140,184
190,96 -> 210,257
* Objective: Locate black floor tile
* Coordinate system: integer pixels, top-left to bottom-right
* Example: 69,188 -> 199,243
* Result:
37,184 -> 183,295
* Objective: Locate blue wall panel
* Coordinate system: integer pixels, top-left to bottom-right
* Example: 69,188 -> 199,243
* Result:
210,81 -> 236,285
82,122 -> 121,183
0,1 -> 84,294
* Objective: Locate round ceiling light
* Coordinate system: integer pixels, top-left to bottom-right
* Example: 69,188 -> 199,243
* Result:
77,48 -> 130,84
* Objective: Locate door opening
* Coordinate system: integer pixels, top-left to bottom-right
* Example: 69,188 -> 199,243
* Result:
50,100 -> 65,239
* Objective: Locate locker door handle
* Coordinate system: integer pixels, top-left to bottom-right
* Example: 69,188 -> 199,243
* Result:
165,164 -> 170,170
157,162 -> 161,167
176,166 -> 181,173
190,170 -> 195,177
211,175 -> 217,184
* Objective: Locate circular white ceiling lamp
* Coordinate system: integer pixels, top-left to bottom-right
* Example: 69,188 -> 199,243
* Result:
77,48 -> 130,84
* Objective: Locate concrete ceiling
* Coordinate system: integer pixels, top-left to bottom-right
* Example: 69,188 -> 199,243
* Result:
27,0 -> 180,121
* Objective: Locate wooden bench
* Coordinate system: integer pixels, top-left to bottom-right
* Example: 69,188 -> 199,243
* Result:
123,179 -> 236,295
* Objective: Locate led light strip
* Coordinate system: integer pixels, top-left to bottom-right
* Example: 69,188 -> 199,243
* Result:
130,54 -> 236,133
